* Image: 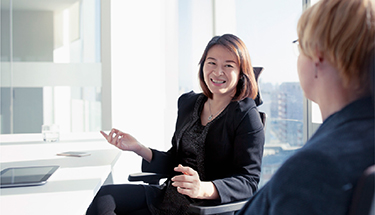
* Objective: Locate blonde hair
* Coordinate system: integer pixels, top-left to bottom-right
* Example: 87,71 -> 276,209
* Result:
297,0 -> 375,93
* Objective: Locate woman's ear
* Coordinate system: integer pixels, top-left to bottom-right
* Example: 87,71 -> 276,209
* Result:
312,47 -> 325,70
314,57 -> 324,68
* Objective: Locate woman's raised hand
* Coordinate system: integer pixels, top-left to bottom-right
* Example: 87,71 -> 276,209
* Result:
100,129 -> 141,152
100,129 -> 153,162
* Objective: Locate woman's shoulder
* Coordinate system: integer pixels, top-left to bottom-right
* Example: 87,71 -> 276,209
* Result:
226,98 -> 261,129
177,91 -> 204,107
232,97 -> 257,114
271,147 -> 344,188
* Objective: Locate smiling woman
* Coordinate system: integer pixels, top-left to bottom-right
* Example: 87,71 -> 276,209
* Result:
86,34 -> 265,215
203,45 -> 240,99
198,34 -> 258,103
197,34 -> 259,126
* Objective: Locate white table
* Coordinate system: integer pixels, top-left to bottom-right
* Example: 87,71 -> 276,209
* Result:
0,139 -> 121,215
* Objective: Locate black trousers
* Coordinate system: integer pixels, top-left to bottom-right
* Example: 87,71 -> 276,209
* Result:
86,184 -> 161,215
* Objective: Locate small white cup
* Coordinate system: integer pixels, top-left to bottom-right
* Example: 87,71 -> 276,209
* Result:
42,124 -> 60,142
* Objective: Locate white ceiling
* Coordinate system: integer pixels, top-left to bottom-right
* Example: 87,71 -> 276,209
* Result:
2,0 -> 79,12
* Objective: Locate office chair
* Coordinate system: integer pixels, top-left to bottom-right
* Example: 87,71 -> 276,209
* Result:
347,165 -> 375,215
128,67 -> 266,215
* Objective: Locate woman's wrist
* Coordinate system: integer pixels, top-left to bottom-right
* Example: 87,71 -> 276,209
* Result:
134,144 -> 152,162
198,181 -> 219,200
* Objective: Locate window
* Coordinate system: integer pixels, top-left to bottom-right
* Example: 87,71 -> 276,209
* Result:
234,0 -> 304,186
2,0 -> 319,185
1,0 -> 101,135
170,0 -> 305,186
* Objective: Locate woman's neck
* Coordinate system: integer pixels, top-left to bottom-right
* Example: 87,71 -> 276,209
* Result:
318,88 -> 367,121
200,94 -> 232,126
210,95 -> 232,109
313,61 -> 367,121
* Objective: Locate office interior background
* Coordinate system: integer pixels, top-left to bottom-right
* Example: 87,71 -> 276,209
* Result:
1,0 -> 321,185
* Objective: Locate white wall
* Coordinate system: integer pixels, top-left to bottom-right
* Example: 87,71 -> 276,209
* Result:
105,0 -> 239,183
110,0 -> 179,182
213,0 -> 237,35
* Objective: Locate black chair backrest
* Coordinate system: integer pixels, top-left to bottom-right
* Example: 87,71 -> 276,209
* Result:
348,165 -> 375,215
253,67 -> 264,82
253,67 -> 266,128
253,67 -> 264,107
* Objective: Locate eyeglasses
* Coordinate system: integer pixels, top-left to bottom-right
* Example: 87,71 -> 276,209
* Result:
292,39 -> 300,56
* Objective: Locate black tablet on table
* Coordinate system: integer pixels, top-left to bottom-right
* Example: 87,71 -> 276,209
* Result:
0,165 -> 59,188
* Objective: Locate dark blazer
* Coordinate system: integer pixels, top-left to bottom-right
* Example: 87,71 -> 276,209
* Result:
237,96 -> 375,215
142,91 -> 265,204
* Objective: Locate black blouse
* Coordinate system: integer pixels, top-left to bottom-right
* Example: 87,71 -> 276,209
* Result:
152,94 -> 229,214
179,94 -> 227,181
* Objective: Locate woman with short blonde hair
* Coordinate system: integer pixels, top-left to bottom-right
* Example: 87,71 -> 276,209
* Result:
238,0 -> 374,214
297,0 -> 374,95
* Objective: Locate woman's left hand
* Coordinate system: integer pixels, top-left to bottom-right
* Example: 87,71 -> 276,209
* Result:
172,164 -> 202,198
172,164 -> 219,200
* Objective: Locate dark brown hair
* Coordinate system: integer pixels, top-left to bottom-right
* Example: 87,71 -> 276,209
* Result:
198,34 -> 258,101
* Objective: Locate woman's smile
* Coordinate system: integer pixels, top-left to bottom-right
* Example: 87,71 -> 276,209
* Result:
211,78 -> 226,85
203,45 -> 240,97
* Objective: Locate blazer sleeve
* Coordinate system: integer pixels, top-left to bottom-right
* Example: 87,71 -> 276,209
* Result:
212,104 -> 265,203
141,135 -> 178,175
